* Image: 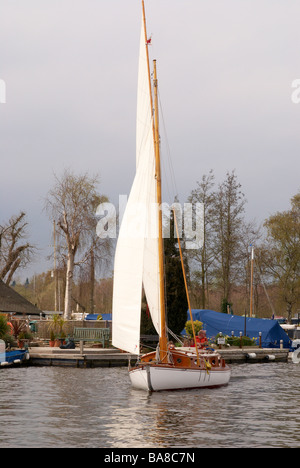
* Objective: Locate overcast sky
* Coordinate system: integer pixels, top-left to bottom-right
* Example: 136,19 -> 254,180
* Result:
0,0 -> 299,280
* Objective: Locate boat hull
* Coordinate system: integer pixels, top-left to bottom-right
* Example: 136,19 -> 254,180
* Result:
129,364 -> 231,392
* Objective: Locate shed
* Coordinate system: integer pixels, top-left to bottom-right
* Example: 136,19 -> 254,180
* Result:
0,280 -> 43,317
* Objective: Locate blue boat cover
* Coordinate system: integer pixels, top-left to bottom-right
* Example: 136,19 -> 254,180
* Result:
85,314 -> 112,321
187,309 -> 291,349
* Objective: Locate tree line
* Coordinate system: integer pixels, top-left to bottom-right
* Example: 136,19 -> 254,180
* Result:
187,171 -> 299,323
1,169 -> 299,324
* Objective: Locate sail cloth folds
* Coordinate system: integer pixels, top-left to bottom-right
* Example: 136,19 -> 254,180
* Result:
112,22 -> 160,354
137,23 -> 161,337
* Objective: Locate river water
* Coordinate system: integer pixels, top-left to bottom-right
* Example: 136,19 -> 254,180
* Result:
0,362 -> 299,449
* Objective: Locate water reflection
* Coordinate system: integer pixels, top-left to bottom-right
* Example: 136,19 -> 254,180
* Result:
0,363 -> 299,448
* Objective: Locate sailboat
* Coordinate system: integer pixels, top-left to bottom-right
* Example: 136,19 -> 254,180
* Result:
112,0 -> 231,392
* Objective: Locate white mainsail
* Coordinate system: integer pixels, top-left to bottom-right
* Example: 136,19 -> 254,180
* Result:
112,22 -> 160,354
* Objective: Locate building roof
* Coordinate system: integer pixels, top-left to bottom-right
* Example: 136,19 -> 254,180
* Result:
0,280 -> 43,316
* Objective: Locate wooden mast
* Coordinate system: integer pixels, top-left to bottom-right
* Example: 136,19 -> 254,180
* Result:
142,0 -> 153,115
142,0 -> 168,362
153,59 -> 168,363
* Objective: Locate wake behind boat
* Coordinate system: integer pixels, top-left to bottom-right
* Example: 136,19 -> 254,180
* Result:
112,0 -> 231,392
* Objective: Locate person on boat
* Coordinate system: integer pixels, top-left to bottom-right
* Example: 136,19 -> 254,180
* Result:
191,330 -> 209,349
197,330 -> 209,349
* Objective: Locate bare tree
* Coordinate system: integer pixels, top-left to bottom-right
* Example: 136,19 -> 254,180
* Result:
188,170 -> 216,308
76,194 -> 112,314
210,171 -> 246,309
0,212 -> 35,284
45,170 -> 109,319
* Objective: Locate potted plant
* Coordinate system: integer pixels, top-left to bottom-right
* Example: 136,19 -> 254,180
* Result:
57,317 -> 66,346
17,331 -> 26,349
10,320 -> 27,347
49,330 -> 56,347
17,330 -> 33,349
49,315 -> 66,347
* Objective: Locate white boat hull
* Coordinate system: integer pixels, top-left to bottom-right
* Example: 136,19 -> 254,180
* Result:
130,364 -> 231,392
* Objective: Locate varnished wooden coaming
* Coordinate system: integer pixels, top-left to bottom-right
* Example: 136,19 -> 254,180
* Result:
133,350 -> 229,372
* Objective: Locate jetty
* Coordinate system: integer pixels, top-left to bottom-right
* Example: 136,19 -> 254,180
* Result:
28,347 -> 137,368
217,347 -> 289,363
26,346 -> 289,368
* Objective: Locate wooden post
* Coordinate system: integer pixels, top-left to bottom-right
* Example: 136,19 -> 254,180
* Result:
259,332 -> 262,349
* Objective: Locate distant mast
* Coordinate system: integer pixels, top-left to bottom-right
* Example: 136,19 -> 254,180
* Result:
53,220 -> 58,313
250,246 -> 254,318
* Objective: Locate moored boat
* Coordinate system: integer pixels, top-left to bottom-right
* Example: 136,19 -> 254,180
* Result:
0,349 -> 30,368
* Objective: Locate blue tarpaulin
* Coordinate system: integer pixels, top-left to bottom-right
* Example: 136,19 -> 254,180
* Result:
85,314 -> 112,321
187,309 -> 291,349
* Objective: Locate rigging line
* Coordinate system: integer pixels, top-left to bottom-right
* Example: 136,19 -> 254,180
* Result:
167,327 -> 184,346
158,88 -> 179,203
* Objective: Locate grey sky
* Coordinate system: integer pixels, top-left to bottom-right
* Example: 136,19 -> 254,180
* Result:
0,0 -> 299,280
